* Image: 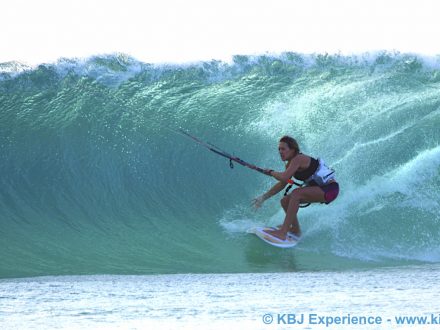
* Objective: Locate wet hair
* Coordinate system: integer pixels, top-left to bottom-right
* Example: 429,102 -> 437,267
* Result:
279,135 -> 300,154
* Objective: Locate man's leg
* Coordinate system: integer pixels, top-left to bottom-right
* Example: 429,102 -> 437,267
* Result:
265,186 -> 327,240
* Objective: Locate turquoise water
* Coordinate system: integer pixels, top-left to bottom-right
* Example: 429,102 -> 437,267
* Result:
1,52 -> 440,279
1,264 -> 439,329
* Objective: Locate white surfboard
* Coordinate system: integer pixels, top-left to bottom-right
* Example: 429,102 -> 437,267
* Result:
247,226 -> 300,248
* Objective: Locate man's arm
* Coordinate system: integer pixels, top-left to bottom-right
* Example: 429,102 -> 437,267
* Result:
252,173 -> 289,209
270,158 -> 300,183
262,181 -> 288,200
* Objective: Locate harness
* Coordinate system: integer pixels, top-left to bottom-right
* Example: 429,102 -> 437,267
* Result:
305,158 -> 335,186
283,158 -> 335,208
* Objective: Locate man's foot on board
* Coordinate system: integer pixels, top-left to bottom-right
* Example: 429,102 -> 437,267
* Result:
263,229 -> 288,241
276,225 -> 301,238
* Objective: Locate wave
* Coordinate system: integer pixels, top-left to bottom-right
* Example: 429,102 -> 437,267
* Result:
1,52 -> 440,278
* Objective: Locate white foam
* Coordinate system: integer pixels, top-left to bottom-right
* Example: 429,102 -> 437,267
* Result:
218,217 -> 259,233
333,144 -> 440,212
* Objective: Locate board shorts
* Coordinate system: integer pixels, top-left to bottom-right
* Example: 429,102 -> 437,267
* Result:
320,182 -> 339,204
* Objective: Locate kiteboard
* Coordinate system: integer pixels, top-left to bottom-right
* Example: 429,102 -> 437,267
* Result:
247,226 -> 300,248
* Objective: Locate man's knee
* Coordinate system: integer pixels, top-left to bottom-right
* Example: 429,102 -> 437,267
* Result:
290,190 -> 302,202
281,195 -> 289,207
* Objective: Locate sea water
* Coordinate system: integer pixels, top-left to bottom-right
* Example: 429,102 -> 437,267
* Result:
1,264 -> 439,329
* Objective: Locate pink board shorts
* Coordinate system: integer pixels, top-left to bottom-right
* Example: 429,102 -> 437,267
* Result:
320,182 -> 339,204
